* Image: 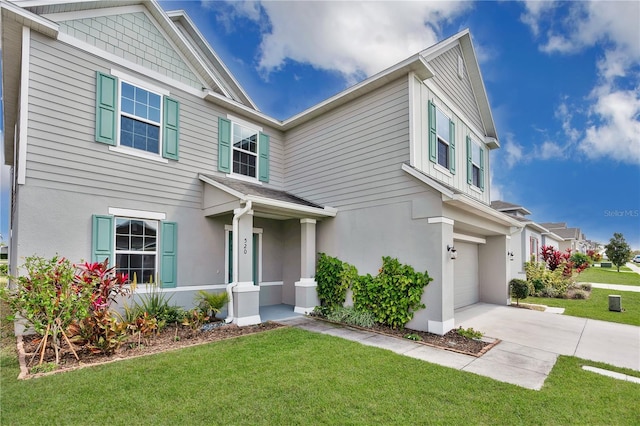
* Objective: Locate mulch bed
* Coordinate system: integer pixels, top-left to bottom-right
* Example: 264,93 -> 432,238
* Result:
15,316 -> 499,379
17,322 -> 283,379
311,317 -> 498,357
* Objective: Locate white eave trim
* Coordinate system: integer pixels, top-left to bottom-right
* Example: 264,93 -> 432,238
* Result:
402,163 -> 454,199
246,195 -> 337,218
448,193 -> 524,228
1,1 -> 59,38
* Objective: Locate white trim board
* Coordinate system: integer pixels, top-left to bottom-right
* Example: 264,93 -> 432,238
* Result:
17,27 -> 31,185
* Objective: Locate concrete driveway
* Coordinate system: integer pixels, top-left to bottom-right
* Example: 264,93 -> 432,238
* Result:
455,303 -> 640,371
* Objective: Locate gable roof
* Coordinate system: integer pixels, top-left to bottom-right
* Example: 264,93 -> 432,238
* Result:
166,10 -> 257,109
2,0 -> 261,162
491,200 -> 532,216
420,29 -> 499,148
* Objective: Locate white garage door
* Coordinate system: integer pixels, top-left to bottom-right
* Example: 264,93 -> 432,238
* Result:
454,241 -> 479,309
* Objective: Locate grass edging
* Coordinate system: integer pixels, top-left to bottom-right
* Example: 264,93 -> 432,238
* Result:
310,316 -> 501,357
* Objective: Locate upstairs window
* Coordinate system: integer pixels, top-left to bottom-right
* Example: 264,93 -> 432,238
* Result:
218,117 -> 270,182
95,71 -> 179,161
232,122 -> 258,178
120,82 -> 162,155
428,101 -> 456,174
466,136 -> 485,191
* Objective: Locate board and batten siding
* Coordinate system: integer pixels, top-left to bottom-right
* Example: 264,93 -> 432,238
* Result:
284,77 -> 427,210
410,75 -> 491,205
427,44 -> 484,133
23,32 -> 285,207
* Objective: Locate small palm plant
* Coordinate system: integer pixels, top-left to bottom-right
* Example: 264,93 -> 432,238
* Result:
195,290 -> 229,321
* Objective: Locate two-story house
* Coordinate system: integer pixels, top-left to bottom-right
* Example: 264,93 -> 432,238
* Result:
2,0 -> 521,335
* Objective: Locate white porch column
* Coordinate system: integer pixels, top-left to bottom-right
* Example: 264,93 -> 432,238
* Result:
295,218 -> 319,314
233,209 -> 261,325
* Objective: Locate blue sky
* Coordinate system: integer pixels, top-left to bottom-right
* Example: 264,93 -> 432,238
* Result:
2,1 -> 639,249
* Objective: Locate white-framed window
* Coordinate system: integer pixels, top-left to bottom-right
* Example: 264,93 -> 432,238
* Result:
466,136 -> 485,191
231,122 -> 258,178
428,100 -> 455,174
218,116 -> 270,182
115,217 -> 158,284
119,81 -> 162,155
96,71 -> 179,162
471,141 -> 481,188
436,108 -> 451,169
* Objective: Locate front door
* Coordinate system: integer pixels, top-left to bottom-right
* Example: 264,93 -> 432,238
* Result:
227,231 -> 259,285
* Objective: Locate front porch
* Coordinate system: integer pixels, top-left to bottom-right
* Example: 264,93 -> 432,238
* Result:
200,174 -> 337,325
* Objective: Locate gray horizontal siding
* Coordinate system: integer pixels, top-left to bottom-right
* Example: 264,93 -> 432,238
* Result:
284,77 -> 426,209
429,45 -> 484,133
24,33 -> 285,209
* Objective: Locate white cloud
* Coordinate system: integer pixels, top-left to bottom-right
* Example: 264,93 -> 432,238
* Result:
580,85 -> 640,164
503,133 -> 526,168
520,0 -> 640,165
538,141 -> 564,160
554,101 -> 580,143
222,1 -> 471,83
519,0 -> 557,37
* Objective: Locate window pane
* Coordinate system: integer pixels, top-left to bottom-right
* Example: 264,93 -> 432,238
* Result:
438,139 -> 448,168
472,165 -> 480,187
436,109 -> 450,142
121,98 -> 135,115
233,150 -> 257,178
121,117 -> 160,154
472,142 -> 481,165
115,219 -> 158,282
122,83 -> 135,102
149,106 -> 161,123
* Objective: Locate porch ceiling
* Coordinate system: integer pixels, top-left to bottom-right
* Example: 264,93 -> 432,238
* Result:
199,174 -> 337,220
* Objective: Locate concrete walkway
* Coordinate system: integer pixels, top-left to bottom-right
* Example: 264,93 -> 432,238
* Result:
281,304 -> 640,391
588,283 -> 640,292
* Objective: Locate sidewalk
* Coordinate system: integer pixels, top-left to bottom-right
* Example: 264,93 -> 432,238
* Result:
281,304 -> 640,391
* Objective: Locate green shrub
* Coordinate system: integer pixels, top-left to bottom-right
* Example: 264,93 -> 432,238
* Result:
570,252 -> 590,270
351,257 -> 431,329
0,256 -> 94,364
456,327 -> 483,339
524,261 -> 573,297
326,306 -> 375,328
195,290 -> 229,319
0,263 -> 7,276
510,279 -> 529,306
316,253 -> 352,309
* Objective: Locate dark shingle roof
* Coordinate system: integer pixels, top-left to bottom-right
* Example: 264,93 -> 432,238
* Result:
200,174 -> 322,209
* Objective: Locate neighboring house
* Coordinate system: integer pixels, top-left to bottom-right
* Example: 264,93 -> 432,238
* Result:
491,201 -> 564,281
2,0 -> 521,335
538,223 -> 586,253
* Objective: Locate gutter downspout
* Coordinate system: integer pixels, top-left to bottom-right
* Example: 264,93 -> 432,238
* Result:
225,200 -> 252,323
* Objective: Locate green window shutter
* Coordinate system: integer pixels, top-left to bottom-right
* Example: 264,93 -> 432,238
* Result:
479,148 -> 485,191
160,222 -> 178,288
218,118 -> 231,173
95,72 -> 117,145
162,97 -> 179,160
92,214 -> 114,264
428,101 -> 437,163
466,136 -> 473,184
449,119 -> 456,174
258,132 -> 270,182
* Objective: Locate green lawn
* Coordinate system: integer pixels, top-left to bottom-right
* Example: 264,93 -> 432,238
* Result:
523,288 -> 640,326
577,266 -> 640,286
1,328 -> 639,425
